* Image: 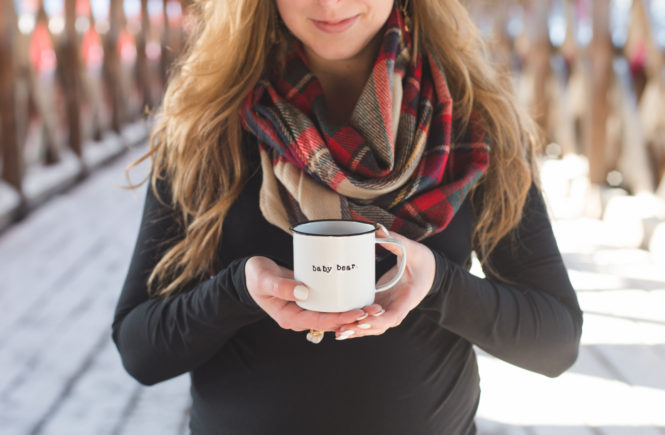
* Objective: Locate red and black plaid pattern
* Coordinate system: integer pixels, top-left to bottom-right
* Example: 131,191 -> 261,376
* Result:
240,7 -> 490,240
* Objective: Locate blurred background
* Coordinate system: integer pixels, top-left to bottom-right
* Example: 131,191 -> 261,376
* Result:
0,0 -> 663,434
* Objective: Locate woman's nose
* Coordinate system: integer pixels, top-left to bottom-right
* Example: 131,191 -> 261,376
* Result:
317,0 -> 342,7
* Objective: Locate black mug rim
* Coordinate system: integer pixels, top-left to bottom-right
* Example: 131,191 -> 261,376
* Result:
290,219 -> 379,237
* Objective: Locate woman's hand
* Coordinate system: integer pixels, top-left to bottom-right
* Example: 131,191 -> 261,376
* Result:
245,256 -> 367,333
333,229 -> 436,340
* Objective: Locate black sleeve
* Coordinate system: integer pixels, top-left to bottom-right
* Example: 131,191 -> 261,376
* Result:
418,183 -> 583,377
111,174 -> 267,386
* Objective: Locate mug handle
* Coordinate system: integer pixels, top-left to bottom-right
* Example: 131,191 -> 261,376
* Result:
374,237 -> 407,292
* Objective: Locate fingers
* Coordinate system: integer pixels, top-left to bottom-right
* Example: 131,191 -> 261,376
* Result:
294,306 -> 367,331
335,303 -> 409,340
249,259 -> 389,334
261,276 -> 309,303
273,303 -> 367,332
279,265 -> 295,280
375,229 -> 411,258
253,265 -> 367,332
377,223 -> 390,238
335,304 -> 385,340
362,304 -> 385,317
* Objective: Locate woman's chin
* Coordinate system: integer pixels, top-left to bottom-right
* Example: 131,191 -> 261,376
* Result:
307,42 -> 368,63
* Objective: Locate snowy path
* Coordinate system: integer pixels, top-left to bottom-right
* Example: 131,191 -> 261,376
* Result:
1,147 -> 663,435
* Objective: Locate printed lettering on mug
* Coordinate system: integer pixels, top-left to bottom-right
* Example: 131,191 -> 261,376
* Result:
311,264 -> 357,273
291,220 -> 406,313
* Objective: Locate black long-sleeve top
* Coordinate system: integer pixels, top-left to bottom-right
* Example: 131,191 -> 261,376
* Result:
112,134 -> 583,435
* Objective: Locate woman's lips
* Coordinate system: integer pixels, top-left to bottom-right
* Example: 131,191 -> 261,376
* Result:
311,15 -> 359,34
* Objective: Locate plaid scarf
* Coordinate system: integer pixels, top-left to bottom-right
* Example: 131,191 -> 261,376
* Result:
240,7 -> 490,241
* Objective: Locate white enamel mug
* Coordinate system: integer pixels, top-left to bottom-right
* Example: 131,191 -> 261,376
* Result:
291,219 -> 407,313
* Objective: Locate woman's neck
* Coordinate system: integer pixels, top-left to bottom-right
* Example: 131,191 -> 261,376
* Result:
304,33 -> 383,125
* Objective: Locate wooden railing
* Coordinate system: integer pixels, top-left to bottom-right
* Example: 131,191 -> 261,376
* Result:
0,0 -> 189,227
3,0 -> 665,230
467,0 -> 665,199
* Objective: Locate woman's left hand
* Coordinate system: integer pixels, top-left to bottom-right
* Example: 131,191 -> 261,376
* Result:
334,228 -> 436,340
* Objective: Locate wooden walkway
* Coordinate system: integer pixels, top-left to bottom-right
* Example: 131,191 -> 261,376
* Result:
0,145 -> 663,435
0,145 -> 190,435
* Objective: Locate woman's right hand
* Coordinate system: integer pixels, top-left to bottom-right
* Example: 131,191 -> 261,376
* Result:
245,256 -> 367,332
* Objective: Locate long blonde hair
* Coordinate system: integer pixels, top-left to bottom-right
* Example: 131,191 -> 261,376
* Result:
125,0 -> 541,297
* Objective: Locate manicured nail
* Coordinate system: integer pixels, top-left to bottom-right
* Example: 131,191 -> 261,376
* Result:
381,224 -> 391,237
371,308 -> 385,317
358,323 -> 371,329
336,330 -> 354,340
293,285 -> 309,301
356,312 -> 369,321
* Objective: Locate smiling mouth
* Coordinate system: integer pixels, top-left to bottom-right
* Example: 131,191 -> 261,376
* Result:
311,15 -> 360,34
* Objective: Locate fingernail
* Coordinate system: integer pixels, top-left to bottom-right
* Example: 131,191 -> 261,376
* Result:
293,285 -> 309,301
378,223 -> 390,237
371,308 -> 385,317
336,330 -> 355,340
358,323 -> 371,329
356,312 -> 369,321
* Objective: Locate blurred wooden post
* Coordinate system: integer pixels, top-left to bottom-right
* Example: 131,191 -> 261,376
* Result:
160,0 -> 170,83
491,1 -> 514,78
635,0 -> 664,78
560,0 -> 578,65
162,0 -> 187,82
136,0 -> 153,111
587,0 -> 612,185
631,0 -> 665,192
83,2 -> 111,140
59,0 -> 83,156
0,0 -> 22,192
526,0 -> 553,133
544,0 -> 580,157
104,0 -> 125,132
31,3 -> 62,164
624,0 -> 650,98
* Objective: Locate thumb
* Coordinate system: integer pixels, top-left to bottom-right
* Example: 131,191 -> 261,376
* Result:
376,227 -> 409,258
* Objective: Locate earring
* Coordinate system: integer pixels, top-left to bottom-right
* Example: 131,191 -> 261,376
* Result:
400,0 -> 412,32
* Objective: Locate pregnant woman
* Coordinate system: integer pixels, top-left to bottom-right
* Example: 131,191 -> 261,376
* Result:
112,1 -> 583,433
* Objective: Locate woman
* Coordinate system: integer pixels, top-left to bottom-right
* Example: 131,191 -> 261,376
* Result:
112,1 -> 583,434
